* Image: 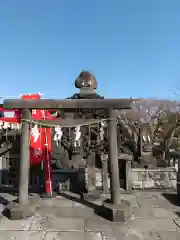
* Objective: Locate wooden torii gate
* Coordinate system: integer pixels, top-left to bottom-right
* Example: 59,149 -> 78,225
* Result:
3,98 -> 135,222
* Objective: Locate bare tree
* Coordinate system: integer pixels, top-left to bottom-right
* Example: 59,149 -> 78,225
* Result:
116,99 -> 179,163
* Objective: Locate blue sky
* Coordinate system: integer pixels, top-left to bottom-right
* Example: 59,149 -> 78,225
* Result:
0,0 -> 180,100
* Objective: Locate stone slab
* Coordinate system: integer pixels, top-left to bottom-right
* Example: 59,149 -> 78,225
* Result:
102,225 -> 133,239
29,216 -> 85,231
151,208 -> 177,219
129,218 -> 178,232
132,207 -> 153,219
85,215 -> 130,233
134,192 -> 159,199
85,217 -> 113,232
102,231 -> 130,239
137,198 -> 161,208
44,232 -> 102,240
0,231 -> 46,240
40,198 -> 74,208
94,199 -> 132,222
157,230 -> 180,240
120,194 -> 139,207
123,230 -> 160,240
0,216 -> 33,231
35,206 -> 94,219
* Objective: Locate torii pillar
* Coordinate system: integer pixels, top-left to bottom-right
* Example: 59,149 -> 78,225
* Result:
95,108 -> 132,222
7,109 -> 40,220
18,109 -> 31,204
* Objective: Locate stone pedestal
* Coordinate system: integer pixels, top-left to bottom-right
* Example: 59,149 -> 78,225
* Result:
5,194 -> 40,220
95,199 -> 132,222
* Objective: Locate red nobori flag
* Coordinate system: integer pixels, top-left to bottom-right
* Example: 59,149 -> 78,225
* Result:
21,94 -> 53,195
21,94 -> 43,165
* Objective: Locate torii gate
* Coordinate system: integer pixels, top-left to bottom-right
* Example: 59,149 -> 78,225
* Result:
3,97 -> 135,222
0,93 -> 53,196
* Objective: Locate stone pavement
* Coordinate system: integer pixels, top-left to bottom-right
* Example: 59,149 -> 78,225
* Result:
0,191 -> 180,239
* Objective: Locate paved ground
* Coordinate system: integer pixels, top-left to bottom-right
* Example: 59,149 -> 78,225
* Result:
0,191 -> 180,239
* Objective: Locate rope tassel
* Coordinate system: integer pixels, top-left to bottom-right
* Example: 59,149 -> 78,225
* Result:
54,126 -> 63,146
99,121 -> 105,141
31,124 -> 40,143
73,125 -> 81,147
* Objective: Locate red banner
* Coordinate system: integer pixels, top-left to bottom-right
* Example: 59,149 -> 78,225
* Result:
21,94 -> 43,165
21,94 -> 53,195
41,110 -> 53,196
0,93 -> 53,196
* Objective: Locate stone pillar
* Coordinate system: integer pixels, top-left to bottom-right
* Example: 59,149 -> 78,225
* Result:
83,152 -> 100,200
0,157 -> 2,184
125,159 -> 132,192
177,158 -> 180,195
2,156 -> 8,185
118,153 -> 133,192
86,152 -> 96,192
101,154 -> 109,195
6,109 -> 40,220
107,108 -> 121,204
137,127 -> 142,161
95,109 -> 132,222
18,109 -> 31,204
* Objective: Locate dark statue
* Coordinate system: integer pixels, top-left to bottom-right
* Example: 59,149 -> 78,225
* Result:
52,71 -> 105,170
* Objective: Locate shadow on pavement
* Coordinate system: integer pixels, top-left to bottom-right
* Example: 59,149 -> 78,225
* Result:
59,192 -> 111,221
0,194 -> 12,218
59,192 -> 98,209
175,212 -> 180,217
0,195 -> 9,206
162,193 -> 180,207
